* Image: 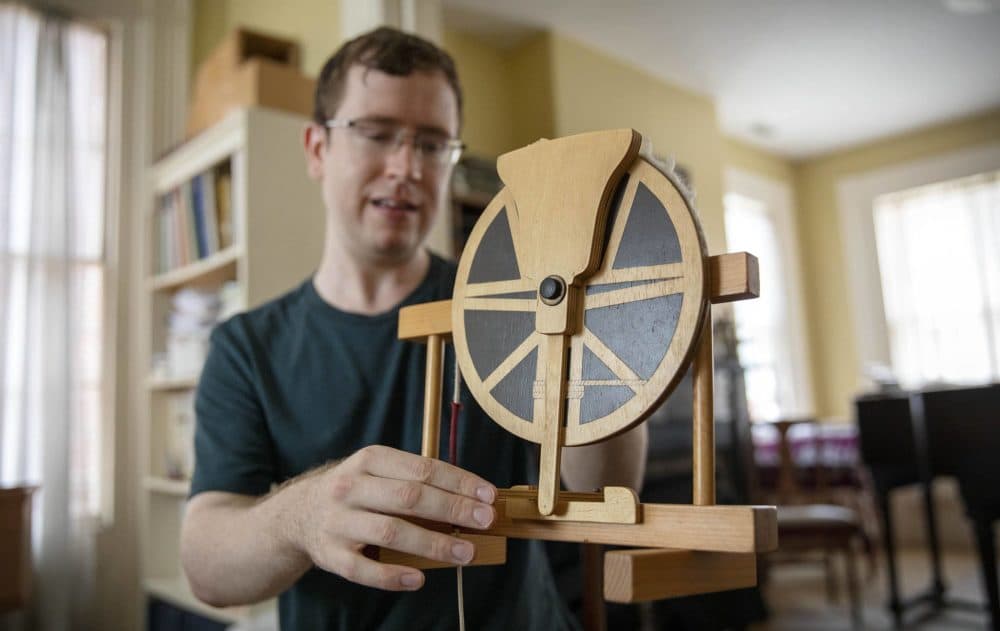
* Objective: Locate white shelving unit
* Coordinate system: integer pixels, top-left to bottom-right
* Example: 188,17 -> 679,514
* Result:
140,107 -> 324,626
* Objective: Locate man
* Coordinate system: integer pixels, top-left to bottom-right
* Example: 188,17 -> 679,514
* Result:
181,27 -> 647,630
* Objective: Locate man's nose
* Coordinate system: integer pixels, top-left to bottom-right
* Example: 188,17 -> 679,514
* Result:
385,139 -> 423,181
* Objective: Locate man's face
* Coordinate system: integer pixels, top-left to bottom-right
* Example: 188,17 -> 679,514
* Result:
305,65 -> 460,268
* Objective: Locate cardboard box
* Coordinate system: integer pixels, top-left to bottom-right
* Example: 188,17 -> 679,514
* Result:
187,28 -> 314,138
187,58 -> 316,137
195,28 -> 300,93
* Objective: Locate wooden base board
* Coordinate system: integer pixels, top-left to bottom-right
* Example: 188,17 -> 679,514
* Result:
480,501 -> 777,554
603,548 -> 758,603
403,498 -> 777,555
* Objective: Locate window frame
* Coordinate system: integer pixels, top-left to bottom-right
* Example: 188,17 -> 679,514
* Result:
837,143 -> 1000,389
724,167 -> 815,421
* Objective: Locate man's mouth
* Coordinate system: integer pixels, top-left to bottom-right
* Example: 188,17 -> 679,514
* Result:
371,197 -> 419,212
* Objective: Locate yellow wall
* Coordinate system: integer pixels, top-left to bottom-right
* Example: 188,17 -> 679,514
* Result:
506,33 -> 556,151
440,30 -> 554,158
548,35 -> 727,252
794,108 -> 1000,418
723,137 -> 794,185
441,29 -> 515,158
191,0 -> 341,78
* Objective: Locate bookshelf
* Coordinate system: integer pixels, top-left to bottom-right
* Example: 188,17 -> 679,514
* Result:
140,107 -> 324,625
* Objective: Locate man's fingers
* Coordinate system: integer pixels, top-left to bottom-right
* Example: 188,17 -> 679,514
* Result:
337,475 -> 495,529
342,511 -> 479,568
322,547 -> 426,592
349,446 -> 496,502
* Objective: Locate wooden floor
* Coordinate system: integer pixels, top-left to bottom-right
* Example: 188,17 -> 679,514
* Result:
752,547 -> 993,630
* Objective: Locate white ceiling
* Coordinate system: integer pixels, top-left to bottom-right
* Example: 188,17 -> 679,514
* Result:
442,0 -> 1000,159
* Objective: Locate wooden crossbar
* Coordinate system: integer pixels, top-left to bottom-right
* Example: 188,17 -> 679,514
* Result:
603,548 -> 758,603
399,252 -> 759,342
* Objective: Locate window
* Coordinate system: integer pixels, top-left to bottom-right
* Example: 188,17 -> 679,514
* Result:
0,5 -> 109,520
872,170 -> 1000,387
724,169 -> 813,422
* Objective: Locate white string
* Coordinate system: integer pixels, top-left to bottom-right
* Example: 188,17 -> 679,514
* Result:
457,565 -> 465,631
453,355 -> 466,631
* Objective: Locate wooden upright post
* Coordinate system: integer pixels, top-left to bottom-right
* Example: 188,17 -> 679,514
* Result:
692,307 -> 715,506
422,334 -> 444,459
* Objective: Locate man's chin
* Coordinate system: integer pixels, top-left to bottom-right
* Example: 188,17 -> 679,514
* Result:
366,238 -> 422,266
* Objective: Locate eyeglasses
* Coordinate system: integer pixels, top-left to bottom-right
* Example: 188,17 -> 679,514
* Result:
324,118 -> 465,168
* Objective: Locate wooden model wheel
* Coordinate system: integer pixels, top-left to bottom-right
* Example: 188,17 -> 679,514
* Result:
453,151 -> 708,453
394,131 -> 776,595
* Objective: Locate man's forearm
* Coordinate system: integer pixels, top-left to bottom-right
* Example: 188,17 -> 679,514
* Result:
560,423 -> 649,492
181,479 -> 315,607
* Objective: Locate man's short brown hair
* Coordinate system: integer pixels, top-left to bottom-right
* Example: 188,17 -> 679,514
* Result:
314,26 -> 463,129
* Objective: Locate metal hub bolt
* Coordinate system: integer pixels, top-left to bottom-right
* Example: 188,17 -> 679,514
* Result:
539,275 -> 567,305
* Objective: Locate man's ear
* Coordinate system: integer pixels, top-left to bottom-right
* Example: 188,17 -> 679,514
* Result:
303,123 -> 326,180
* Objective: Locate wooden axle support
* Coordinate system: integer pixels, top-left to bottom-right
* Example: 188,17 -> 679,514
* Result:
384,251 -> 775,602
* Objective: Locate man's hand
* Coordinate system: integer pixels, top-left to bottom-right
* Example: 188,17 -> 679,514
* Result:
182,445 -> 498,606
293,445 -> 498,591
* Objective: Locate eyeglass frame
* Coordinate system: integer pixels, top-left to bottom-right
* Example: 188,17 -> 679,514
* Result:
324,118 -> 466,168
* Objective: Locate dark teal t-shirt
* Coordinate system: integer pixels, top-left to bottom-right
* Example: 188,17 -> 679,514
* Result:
191,254 -> 575,630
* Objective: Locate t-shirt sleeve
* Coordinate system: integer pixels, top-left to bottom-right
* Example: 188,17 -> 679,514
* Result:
189,317 -> 275,498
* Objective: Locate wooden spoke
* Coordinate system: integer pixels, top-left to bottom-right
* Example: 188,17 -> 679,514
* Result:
463,298 -> 537,312
566,334 -> 585,426
483,332 -> 542,391
598,176 -> 639,274
505,198 -> 525,274
580,328 -> 642,386
464,279 -> 537,298
588,262 -> 684,285
572,379 -> 646,387
584,278 -> 685,310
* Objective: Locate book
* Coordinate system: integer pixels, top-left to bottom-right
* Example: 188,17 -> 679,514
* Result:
190,175 -> 208,259
216,164 -> 234,249
202,167 -> 219,254
174,187 -> 191,265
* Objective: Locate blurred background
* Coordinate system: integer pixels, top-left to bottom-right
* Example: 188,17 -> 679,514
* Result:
1,0 -> 999,629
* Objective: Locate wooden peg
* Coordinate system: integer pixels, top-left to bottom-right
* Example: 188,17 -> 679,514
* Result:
692,307 -> 715,506
421,334 -> 444,459
709,252 -> 759,304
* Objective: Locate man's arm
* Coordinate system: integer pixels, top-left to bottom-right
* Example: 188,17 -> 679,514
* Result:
180,445 -> 498,607
560,423 -> 648,492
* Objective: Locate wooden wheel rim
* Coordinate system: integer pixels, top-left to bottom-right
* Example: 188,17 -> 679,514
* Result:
452,158 -> 707,446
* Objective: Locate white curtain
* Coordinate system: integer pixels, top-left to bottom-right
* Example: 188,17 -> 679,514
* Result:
0,4 -> 107,629
873,170 -> 1000,387
724,192 -> 801,421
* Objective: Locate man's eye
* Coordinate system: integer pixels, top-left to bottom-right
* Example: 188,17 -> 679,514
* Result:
358,126 -> 395,143
417,138 -> 446,154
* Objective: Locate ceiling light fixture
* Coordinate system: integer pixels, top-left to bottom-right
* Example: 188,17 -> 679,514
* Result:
942,0 -> 997,15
